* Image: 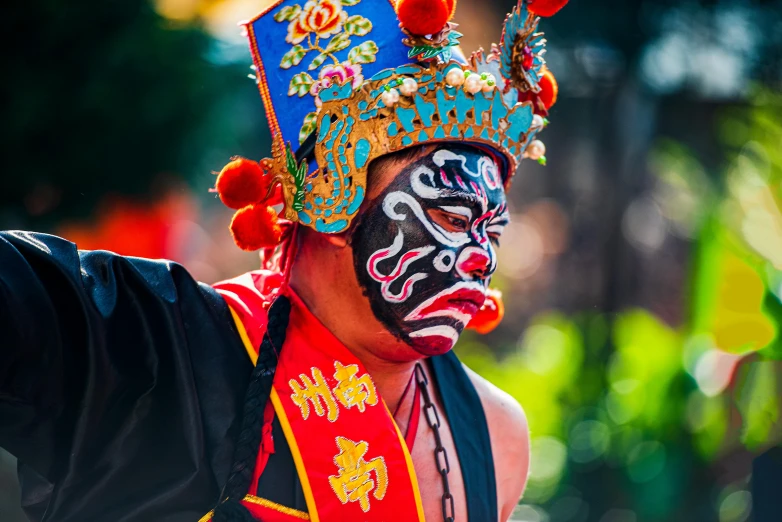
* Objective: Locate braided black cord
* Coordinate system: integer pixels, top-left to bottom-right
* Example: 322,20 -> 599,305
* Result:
213,295 -> 291,522
212,499 -> 257,522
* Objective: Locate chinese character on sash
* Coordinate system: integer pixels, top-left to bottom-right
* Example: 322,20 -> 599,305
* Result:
328,436 -> 388,512
289,367 -> 338,422
332,361 -> 378,413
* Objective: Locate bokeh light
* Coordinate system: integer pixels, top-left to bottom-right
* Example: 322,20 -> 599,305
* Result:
2,0 -> 782,521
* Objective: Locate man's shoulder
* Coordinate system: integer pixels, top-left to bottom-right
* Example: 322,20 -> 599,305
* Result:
462,364 -> 528,436
462,364 -> 530,519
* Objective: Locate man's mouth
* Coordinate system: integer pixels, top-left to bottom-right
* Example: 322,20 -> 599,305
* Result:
447,291 -> 485,316
404,282 -> 487,326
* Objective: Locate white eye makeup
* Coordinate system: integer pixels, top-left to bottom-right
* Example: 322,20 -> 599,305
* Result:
438,206 -> 473,219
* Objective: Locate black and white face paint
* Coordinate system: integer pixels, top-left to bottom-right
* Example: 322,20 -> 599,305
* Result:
351,145 -> 509,356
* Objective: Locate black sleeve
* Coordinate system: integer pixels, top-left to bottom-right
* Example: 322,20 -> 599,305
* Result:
0,231 -> 92,477
0,231 -> 252,521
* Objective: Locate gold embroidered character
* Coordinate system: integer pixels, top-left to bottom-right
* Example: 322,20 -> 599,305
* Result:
328,436 -> 388,512
289,367 -> 338,422
332,361 -> 378,412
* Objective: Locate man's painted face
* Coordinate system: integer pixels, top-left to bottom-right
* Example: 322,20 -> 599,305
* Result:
351,145 -> 509,356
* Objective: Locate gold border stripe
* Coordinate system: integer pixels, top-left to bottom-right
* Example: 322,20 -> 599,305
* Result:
228,305 -> 258,365
270,388 -> 321,522
246,22 -> 282,140
196,497 -> 309,521
243,495 -> 310,520
383,400 -> 427,522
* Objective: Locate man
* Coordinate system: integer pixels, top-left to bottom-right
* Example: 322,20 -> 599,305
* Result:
0,0 -> 566,520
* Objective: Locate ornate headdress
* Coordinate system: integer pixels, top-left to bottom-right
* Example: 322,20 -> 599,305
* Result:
215,0 -> 567,250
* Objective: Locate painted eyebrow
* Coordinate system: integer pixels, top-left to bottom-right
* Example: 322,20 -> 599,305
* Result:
487,208 -> 510,228
438,188 -> 481,205
438,205 -> 473,219
486,224 -> 506,235
489,213 -> 510,225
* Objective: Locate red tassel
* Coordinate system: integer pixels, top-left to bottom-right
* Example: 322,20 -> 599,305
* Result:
538,68 -> 559,110
467,288 -> 505,334
396,0 -> 454,36
528,0 -> 569,18
215,158 -> 268,210
230,204 -> 283,251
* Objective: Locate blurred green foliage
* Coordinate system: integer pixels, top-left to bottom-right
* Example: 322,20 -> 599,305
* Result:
456,88 -> 782,521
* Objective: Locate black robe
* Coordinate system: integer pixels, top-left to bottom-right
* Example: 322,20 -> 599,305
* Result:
0,231 -> 496,522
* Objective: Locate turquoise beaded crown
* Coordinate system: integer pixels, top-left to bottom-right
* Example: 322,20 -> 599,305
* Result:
245,0 -> 555,233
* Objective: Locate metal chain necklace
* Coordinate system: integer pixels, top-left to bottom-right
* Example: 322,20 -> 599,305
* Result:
414,363 -> 455,522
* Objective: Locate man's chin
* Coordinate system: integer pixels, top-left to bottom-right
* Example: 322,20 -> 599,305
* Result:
406,324 -> 461,356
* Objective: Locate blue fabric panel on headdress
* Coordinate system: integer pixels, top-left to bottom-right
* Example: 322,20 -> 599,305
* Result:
249,0 -> 412,150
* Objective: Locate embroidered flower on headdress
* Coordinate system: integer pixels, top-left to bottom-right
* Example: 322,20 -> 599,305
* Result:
286,0 -> 348,44
310,62 -> 364,106
274,0 -> 378,144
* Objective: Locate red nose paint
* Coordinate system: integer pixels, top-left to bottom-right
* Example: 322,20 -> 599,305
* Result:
457,250 -> 491,275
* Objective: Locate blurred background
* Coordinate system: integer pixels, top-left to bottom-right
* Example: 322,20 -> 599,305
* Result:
1,0 -> 782,520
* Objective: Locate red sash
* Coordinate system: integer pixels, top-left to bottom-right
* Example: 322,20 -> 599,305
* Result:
210,271 -> 425,522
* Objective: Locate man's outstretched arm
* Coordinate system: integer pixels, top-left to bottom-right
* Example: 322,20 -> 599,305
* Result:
0,231 -> 250,511
0,231 -> 90,479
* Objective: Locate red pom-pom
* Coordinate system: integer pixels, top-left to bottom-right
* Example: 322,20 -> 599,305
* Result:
230,204 -> 283,251
215,158 -> 267,210
444,0 -> 456,18
467,288 -> 505,334
538,68 -> 559,110
396,0 -> 452,36
528,0 -> 569,18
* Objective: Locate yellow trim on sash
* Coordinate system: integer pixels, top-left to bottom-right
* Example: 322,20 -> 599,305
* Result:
228,305 -> 258,364
243,495 -> 310,519
196,495 -> 309,522
271,388 -> 321,522
382,401 -> 427,522
224,306 -> 314,520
